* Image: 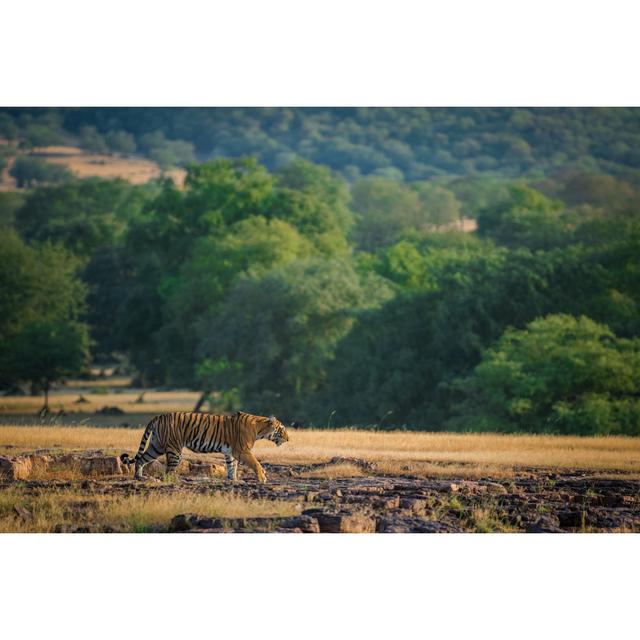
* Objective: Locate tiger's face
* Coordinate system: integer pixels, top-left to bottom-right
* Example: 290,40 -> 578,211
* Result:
267,416 -> 290,446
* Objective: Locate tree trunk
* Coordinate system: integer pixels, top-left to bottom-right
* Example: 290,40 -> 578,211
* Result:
39,381 -> 50,417
193,391 -> 211,413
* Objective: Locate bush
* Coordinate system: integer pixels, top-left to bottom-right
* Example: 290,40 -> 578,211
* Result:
79,126 -> 107,153
105,130 -> 136,156
449,314 -> 640,435
9,156 -> 72,188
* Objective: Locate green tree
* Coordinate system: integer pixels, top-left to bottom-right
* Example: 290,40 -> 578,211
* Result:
413,182 -> 462,227
0,231 -> 88,398
449,315 -> 640,435
79,126 -> 108,153
476,185 -> 568,250
8,320 -> 89,413
105,130 -> 137,156
273,159 -> 353,254
14,178 -> 143,259
9,156 -> 72,188
350,176 -> 423,251
197,259 -> 393,417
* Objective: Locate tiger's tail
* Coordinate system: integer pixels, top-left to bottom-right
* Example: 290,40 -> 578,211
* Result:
120,418 -> 156,466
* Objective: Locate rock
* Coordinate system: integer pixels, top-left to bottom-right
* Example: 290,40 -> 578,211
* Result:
279,516 -> 320,533
558,510 -> 592,529
95,406 -> 125,415
170,513 -> 200,532
484,482 -> 508,495
80,456 -> 123,476
305,491 -> 319,502
526,515 -> 564,533
373,495 -> 400,510
0,456 -> 32,480
315,511 -> 376,533
399,498 -> 428,515
141,460 -> 165,478
328,456 -> 375,470
186,461 -> 226,478
376,515 -> 461,533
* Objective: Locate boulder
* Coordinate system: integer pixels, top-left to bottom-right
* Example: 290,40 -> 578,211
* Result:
399,498 -> 428,515
279,515 -> 321,533
315,511 -> 376,533
80,456 -> 123,476
526,516 -> 565,533
186,461 -> 226,478
0,456 -> 32,480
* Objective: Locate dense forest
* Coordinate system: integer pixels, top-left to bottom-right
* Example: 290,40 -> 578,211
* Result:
1,107 -> 639,434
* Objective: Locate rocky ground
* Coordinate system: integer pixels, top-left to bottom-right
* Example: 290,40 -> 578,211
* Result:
1,451 -> 639,532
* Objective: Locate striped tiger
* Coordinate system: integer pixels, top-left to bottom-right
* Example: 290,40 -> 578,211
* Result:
120,410 -> 289,483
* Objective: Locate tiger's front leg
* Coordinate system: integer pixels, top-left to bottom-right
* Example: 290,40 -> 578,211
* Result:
238,451 -> 267,483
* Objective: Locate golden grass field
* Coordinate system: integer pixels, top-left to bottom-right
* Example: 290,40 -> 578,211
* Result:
0,389 -> 200,415
1,424 -> 639,477
0,144 -> 185,190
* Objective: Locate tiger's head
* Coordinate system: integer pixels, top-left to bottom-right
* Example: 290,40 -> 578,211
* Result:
265,415 -> 289,446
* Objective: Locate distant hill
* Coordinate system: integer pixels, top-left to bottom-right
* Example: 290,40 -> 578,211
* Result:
3,107 -> 639,182
2,108 -> 640,184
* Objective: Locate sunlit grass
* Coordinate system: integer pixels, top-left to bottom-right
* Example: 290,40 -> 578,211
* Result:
0,486 -> 300,533
1,425 -> 639,473
298,463 -> 368,479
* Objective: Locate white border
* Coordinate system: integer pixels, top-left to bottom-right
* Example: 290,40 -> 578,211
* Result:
0,534 -> 638,639
2,1 -> 640,106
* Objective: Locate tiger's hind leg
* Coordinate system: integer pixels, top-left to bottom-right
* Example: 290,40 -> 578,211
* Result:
134,440 -> 163,480
224,454 -> 238,481
238,451 -> 266,483
164,449 -> 183,478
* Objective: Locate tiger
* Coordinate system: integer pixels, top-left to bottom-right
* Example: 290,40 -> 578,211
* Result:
120,410 -> 289,483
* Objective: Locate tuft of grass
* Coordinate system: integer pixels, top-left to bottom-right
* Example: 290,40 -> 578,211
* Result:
467,507 -> 516,533
0,486 -> 301,533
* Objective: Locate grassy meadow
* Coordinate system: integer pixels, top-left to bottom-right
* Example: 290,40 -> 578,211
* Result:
2,423 -> 639,477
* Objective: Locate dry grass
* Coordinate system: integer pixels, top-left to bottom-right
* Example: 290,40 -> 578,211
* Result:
373,460 -> 518,479
0,145 -> 185,190
1,425 -> 639,474
253,429 -> 640,473
34,146 -> 186,186
0,390 -> 200,415
0,486 -> 300,533
298,463 -> 368,479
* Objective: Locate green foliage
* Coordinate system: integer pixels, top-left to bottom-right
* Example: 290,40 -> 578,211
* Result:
448,315 -> 640,435
0,113 -> 19,139
139,130 -> 195,168
14,178 -> 143,259
39,107 -> 640,179
2,108 -> 640,432
0,191 -> 24,229
105,130 -> 136,155
79,126 -> 107,153
476,185 -> 569,249
197,259 -> 394,417
414,182 -> 462,226
0,231 -> 88,390
9,156 -> 72,188
7,319 -> 89,402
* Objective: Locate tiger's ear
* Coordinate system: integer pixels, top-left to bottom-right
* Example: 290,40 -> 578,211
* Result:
269,415 -> 275,424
